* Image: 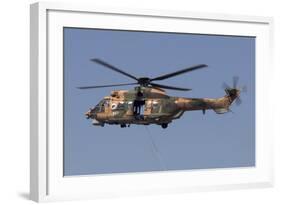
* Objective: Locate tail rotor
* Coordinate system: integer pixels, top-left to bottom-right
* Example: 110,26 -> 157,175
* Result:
222,76 -> 247,106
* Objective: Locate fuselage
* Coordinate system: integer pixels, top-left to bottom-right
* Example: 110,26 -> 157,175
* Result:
85,87 -> 239,128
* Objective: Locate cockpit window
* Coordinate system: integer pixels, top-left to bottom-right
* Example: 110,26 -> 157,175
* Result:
94,99 -> 109,112
103,100 -> 109,107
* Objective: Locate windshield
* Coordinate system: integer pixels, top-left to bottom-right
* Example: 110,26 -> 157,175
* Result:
93,99 -> 109,113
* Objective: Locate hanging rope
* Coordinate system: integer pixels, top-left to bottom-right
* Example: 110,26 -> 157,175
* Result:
145,126 -> 167,171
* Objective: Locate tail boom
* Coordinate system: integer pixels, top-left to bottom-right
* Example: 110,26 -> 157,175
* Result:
176,95 -> 236,113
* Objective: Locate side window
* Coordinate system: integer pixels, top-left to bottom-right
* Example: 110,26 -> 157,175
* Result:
127,101 -> 133,108
152,100 -> 160,113
117,102 -> 125,109
145,100 -> 152,111
112,102 -> 127,110
111,102 -> 128,110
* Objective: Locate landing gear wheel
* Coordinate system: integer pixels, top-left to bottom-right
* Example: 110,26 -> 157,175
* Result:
161,123 -> 168,129
120,124 -> 126,128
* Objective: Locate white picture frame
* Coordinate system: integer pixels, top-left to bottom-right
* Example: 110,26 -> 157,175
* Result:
30,2 -> 274,202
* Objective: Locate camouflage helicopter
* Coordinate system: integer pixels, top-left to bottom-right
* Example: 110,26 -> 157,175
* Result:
78,59 -> 245,129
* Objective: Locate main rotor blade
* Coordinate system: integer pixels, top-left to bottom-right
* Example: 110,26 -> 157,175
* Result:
235,96 -> 242,106
77,82 -> 138,89
151,64 -> 207,81
233,76 -> 239,89
241,85 -> 247,93
222,82 -> 231,90
91,58 -> 138,81
150,83 -> 192,91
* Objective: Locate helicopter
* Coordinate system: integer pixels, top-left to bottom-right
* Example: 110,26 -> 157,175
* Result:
78,58 -> 245,129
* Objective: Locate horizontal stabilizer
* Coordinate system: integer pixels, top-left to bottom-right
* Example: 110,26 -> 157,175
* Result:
213,108 -> 229,114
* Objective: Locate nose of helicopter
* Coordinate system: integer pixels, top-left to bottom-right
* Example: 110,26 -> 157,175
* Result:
85,108 -> 96,119
85,111 -> 91,119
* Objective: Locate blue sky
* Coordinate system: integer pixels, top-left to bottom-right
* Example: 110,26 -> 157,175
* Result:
63,27 -> 255,176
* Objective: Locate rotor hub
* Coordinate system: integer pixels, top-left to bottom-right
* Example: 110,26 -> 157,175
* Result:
137,77 -> 151,86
